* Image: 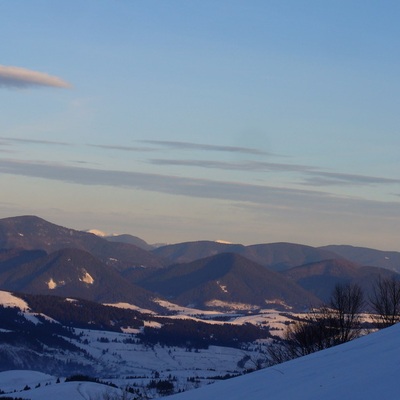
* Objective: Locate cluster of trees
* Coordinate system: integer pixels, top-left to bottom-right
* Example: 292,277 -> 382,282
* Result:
21,293 -> 144,331
369,277 -> 400,327
65,374 -> 118,389
0,305 -> 79,351
147,379 -> 175,396
268,277 -> 400,365
139,319 -> 270,349
0,397 -> 27,400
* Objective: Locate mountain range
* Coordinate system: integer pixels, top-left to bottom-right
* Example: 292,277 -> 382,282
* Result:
0,215 -> 399,399
152,240 -> 342,271
0,215 -> 399,312
0,215 -> 164,271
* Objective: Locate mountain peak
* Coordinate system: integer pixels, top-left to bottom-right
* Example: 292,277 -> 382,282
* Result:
85,229 -> 108,237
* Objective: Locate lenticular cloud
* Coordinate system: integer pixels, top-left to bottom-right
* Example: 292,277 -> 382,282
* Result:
0,65 -> 71,89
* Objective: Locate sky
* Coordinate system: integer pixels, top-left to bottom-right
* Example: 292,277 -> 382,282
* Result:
0,1 -> 399,250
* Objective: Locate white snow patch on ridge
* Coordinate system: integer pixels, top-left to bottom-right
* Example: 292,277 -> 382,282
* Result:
206,300 -> 259,311
47,278 -> 57,290
65,298 -> 77,303
86,228 -> 108,237
217,281 -> 228,293
154,299 -> 223,316
0,291 -> 29,309
80,271 -> 94,284
47,278 -> 67,289
105,302 -> 155,314
144,320 -> 162,328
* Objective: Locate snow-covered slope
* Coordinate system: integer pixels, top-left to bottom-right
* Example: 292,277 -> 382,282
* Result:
0,291 -> 29,309
3,325 -> 398,400
0,371 -> 122,400
167,323 -> 400,400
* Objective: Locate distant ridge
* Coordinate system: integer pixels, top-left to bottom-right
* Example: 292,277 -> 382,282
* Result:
153,240 -> 342,271
284,258 -> 399,303
137,252 -> 320,311
320,244 -> 400,273
0,215 -> 165,271
152,240 -> 246,265
105,234 -> 153,251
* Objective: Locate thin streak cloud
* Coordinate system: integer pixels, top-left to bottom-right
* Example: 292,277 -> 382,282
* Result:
150,158 -> 400,187
0,65 -> 71,89
149,158 -> 315,173
141,140 -> 268,155
0,158 -> 399,218
0,137 -> 73,146
89,144 -> 154,152
304,171 -> 400,186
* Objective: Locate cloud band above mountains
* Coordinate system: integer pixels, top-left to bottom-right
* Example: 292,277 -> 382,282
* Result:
0,158 -> 398,218
149,158 -> 400,187
0,65 -> 71,89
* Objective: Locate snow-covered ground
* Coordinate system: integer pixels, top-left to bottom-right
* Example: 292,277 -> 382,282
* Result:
0,291 -> 29,310
0,370 -> 56,392
0,371 -> 122,400
137,298 -> 293,334
0,289 -> 271,397
70,328 -> 263,383
2,323 -> 399,399
166,323 -> 400,400
1,289 -> 390,399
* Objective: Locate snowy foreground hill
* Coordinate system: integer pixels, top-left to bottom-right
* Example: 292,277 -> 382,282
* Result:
167,323 -> 400,400
1,324 -> 398,400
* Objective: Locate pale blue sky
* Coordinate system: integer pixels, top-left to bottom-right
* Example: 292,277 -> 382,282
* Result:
0,1 -> 399,249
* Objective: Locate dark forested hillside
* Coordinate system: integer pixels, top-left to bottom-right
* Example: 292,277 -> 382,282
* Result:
20,293 -> 145,331
137,252 -> 320,310
284,258 -> 399,303
139,318 -> 271,349
319,245 -> 400,273
0,247 -> 164,311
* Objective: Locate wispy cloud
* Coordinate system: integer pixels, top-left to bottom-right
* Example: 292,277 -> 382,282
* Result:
0,65 -> 71,89
304,171 -> 400,186
141,140 -> 268,155
0,158 -> 398,218
150,158 -> 400,187
88,144 -> 154,152
149,158 -> 315,173
0,137 -> 73,146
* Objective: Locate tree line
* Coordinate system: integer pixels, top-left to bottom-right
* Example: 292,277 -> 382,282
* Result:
268,276 -> 400,365
139,318 -> 270,349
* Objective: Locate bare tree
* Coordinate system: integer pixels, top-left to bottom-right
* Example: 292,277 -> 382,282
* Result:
329,283 -> 364,344
268,283 -> 364,366
369,277 -> 400,328
268,314 -> 324,364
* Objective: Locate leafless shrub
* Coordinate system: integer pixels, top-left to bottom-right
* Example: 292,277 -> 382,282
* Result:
369,277 -> 400,328
268,283 -> 364,366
